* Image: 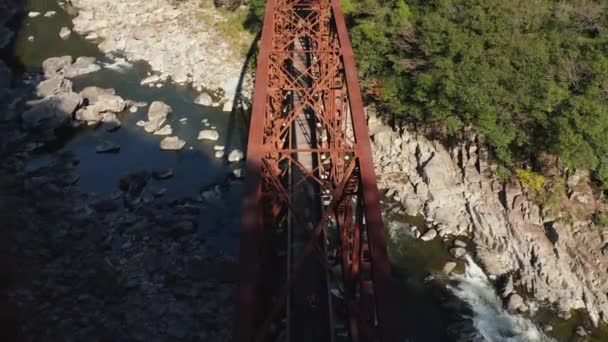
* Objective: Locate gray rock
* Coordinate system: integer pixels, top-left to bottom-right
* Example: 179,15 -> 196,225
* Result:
140,75 -> 161,85
232,168 -> 244,178
36,77 -> 73,98
411,226 -> 421,239
420,228 -> 437,241
147,101 -> 172,121
42,56 -> 73,78
28,11 -> 41,18
160,136 -> 185,150
214,151 -> 225,158
59,27 -> 71,40
101,113 -> 122,132
442,261 -> 457,274
454,239 -> 467,248
227,149 -> 244,163
22,92 -> 81,129
450,247 -> 467,259
54,92 -> 83,116
96,141 -> 120,153
173,69 -> 188,84
194,93 -> 212,106
79,86 -> 116,104
153,125 -> 173,136
576,326 -> 587,337
94,94 -> 126,113
63,57 -> 101,78
506,293 -> 527,313
198,129 -> 219,141
144,118 -> 166,133
44,11 -> 57,17
222,100 -> 233,112
75,106 -> 102,123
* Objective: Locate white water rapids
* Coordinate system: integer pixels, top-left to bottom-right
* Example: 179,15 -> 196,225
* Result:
448,256 -> 554,342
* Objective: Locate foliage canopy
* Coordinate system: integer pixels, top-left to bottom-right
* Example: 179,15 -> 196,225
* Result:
345,0 -> 608,187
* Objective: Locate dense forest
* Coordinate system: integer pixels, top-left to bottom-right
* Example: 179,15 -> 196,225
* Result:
344,0 -> 608,188
245,0 -> 608,188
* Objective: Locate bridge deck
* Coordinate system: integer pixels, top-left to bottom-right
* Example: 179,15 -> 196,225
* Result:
235,0 -> 398,341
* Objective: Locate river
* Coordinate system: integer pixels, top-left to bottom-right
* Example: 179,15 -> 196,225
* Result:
12,0 -> 608,341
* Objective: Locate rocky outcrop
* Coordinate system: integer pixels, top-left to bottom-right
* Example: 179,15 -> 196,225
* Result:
69,0 -> 254,103
370,108 -> 608,325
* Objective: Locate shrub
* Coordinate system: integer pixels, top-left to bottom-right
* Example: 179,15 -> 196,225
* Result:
593,212 -> 608,226
515,169 -> 545,192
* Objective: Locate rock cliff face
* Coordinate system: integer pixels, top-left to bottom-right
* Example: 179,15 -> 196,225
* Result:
368,108 -> 608,325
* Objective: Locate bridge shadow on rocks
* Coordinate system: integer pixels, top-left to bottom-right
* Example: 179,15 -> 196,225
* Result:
223,29 -> 261,154
0,2 -> 245,341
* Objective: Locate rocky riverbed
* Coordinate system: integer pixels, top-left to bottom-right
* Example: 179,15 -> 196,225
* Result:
369,107 -> 608,337
69,0 -> 254,106
1,0 -> 244,340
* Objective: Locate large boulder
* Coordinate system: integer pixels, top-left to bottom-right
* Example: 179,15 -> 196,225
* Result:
160,136 -> 186,150
94,94 -> 126,113
194,93 -> 212,106
450,247 -> 467,259
75,106 -> 102,122
148,101 -> 172,121
36,77 -> 73,98
198,129 -> 219,141
62,57 -> 101,78
22,92 -> 82,129
59,27 -> 71,40
420,228 -> 438,241
153,125 -> 172,136
144,118 -> 166,133
79,86 -> 116,105
506,293 -> 528,313
227,149 -> 244,163
42,56 -> 73,79
143,101 -> 172,133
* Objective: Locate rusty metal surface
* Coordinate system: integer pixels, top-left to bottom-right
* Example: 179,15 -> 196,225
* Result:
235,0 -> 398,340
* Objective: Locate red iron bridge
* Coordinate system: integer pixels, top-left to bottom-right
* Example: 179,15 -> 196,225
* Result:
235,0 -> 398,340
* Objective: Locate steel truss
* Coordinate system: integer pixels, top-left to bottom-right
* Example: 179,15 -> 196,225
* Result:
236,0 -> 397,341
